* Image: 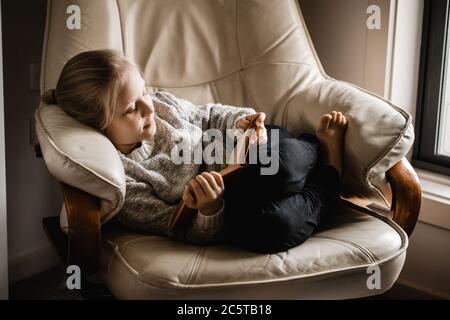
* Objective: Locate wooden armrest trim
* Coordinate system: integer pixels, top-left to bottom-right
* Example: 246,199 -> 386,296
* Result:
61,183 -> 101,275
385,158 -> 422,236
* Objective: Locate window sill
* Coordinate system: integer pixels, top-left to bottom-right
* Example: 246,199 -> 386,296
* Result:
414,168 -> 450,231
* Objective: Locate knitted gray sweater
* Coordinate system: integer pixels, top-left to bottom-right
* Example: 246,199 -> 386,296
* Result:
116,91 -> 256,245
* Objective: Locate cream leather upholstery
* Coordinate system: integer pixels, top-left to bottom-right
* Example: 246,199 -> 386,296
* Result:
102,203 -> 407,299
36,0 -> 413,299
36,104 -> 125,226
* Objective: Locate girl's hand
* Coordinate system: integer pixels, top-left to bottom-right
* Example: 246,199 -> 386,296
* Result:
182,171 -> 224,215
236,112 -> 268,145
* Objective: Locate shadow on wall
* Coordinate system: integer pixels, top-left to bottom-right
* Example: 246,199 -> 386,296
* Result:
300,0 -> 390,97
2,0 -> 62,283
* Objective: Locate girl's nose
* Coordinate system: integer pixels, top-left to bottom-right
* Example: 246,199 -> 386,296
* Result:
141,100 -> 154,116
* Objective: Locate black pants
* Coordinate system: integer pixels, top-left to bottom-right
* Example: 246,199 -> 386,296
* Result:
223,124 -> 340,253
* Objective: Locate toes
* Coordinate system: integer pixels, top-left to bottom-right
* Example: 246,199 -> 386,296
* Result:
343,116 -> 349,128
318,114 -> 332,131
331,111 -> 337,123
330,111 -> 338,127
337,113 -> 344,126
338,115 -> 349,130
318,112 -> 348,131
341,115 -> 347,127
333,112 -> 347,128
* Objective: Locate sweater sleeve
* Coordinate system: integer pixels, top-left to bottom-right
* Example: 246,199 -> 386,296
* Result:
157,91 -> 256,135
193,200 -> 225,241
117,174 -> 225,245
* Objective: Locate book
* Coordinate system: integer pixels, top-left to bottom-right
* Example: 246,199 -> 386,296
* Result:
169,117 -> 259,231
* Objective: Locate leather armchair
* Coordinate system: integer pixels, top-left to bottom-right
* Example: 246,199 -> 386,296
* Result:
35,0 -> 421,299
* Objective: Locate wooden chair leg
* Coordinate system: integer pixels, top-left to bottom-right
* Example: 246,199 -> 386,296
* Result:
42,216 -> 114,300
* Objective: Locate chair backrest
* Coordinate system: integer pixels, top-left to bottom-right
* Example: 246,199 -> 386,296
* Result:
42,0 -> 325,116
36,0 -> 414,229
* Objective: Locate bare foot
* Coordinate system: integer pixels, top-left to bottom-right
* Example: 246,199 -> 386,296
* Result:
315,111 -> 348,178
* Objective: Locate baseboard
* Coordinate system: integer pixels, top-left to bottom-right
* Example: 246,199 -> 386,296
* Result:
8,245 -> 60,284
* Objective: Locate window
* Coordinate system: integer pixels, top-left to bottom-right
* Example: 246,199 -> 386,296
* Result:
439,19 -> 450,158
414,0 -> 450,175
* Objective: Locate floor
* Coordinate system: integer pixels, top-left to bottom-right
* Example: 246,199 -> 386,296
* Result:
9,267 -> 113,300
9,267 -> 442,300
10,267 -> 84,300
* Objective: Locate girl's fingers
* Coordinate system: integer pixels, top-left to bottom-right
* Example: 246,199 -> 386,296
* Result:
240,112 -> 266,132
255,113 -> 267,143
258,128 -> 268,144
189,179 -> 204,199
200,172 -> 221,194
245,114 -> 255,121
247,112 -> 265,125
195,174 -> 215,198
251,125 -> 267,144
245,114 -> 259,127
209,171 -> 224,190
257,112 -> 266,125
237,115 -> 250,130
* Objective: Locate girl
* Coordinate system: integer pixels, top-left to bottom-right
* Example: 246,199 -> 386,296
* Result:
42,49 -> 347,254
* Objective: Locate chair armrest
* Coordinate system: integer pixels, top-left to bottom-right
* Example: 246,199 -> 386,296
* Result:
61,182 -> 101,275
386,157 -> 422,236
283,79 -> 415,206
35,104 -> 126,226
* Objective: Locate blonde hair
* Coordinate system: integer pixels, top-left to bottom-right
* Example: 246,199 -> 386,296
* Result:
41,49 -> 135,132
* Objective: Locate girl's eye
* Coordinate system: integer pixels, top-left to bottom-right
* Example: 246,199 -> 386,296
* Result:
126,106 -> 136,114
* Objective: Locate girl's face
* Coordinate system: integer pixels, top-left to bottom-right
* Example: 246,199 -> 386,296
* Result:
106,65 -> 156,153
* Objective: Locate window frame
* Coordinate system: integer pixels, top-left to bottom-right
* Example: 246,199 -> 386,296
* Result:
414,0 -> 450,176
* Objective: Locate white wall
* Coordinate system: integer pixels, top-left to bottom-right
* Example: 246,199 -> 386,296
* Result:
0,1 -> 9,300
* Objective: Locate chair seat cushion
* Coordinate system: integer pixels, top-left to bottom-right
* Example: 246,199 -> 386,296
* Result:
101,201 -> 407,299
